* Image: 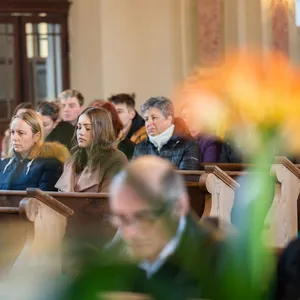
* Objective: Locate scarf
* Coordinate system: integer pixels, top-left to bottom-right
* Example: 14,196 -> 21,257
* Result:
149,125 -> 175,152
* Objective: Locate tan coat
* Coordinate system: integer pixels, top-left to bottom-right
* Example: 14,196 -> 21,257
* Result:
55,150 -> 127,193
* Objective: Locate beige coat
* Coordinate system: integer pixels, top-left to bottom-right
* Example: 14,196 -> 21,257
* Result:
55,150 -> 127,193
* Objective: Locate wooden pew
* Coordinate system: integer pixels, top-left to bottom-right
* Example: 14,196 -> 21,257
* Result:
0,190 -> 113,243
202,157 -> 300,248
48,191 -> 111,239
268,157 -> 300,247
0,168 -> 239,237
0,186 -> 217,276
0,190 -> 74,277
178,167 -> 239,223
51,169 -> 238,224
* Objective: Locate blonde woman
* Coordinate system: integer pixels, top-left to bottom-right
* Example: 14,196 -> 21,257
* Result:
1,102 -> 33,158
0,110 -> 69,190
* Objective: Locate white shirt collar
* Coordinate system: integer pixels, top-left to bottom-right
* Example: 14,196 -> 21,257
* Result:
139,216 -> 187,278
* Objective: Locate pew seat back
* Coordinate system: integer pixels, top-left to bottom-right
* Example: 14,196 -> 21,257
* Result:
0,191 -> 73,277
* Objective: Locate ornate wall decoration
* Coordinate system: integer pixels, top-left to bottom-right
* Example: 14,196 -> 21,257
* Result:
198,0 -> 223,66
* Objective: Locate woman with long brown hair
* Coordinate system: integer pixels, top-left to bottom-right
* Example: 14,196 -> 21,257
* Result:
55,107 -> 127,192
92,100 -> 135,159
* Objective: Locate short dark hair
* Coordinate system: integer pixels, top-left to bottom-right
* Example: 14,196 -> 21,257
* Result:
108,93 -> 136,109
141,97 -> 174,119
36,101 -> 60,122
58,89 -> 85,107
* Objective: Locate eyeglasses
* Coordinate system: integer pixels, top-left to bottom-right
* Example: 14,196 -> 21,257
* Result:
107,207 -> 167,229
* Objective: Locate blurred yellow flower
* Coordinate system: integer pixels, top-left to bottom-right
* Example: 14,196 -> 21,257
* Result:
175,50 -> 300,154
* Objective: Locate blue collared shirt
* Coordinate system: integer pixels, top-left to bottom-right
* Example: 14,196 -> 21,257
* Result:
139,216 -> 187,278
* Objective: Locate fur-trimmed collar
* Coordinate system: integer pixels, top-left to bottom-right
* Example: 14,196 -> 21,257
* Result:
10,142 -> 70,164
38,142 -> 70,163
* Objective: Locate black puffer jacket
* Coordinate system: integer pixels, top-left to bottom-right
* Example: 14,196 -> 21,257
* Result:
133,135 -> 200,170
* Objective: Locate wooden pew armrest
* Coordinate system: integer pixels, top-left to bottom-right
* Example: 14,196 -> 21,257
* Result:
26,188 -> 74,217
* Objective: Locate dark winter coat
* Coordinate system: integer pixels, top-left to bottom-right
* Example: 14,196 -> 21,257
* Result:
133,135 -> 200,170
0,142 -> 69,191
46,121 -> 75,150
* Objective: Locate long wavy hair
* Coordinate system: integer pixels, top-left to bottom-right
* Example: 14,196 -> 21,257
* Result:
72,107 -> 117,173
91,99 -> 123,138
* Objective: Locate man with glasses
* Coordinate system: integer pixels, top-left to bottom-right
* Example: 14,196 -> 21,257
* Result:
108,156 -> 190,270
65,156 -> 230,300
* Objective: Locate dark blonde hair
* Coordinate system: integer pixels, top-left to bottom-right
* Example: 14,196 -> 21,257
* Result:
58,89 -> 85,107
72,107 -> 117,172
9,110 -> 44,159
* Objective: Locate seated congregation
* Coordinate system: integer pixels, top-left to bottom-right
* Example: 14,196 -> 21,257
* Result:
5,155 -> 291,300
0,90 -> 219,193
0,90 -> 299,300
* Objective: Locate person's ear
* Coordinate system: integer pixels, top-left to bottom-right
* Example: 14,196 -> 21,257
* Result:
129,109 -> 136,120
33,132 -> 41,144
166,115 -> 173,126
172,195 -> 189,219
54,119 -> 60,128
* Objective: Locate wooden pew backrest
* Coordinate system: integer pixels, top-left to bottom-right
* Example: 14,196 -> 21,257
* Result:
200,166 -> 239,223
0,190 -> 73,277
264,157 -> 300,248
178,168 -> 239,223
202,157 -> 300,248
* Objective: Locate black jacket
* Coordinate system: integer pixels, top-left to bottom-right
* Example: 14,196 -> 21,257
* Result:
118,138 -> 135,160
46,121 -> 75,150
219,140 -> 298,164
133,135 -> 200,170
274,238 -> 300,300
62,215 -> 229,300
219,141 -> 243,163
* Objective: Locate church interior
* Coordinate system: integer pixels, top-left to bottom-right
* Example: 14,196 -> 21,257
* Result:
0,1 -> 299,299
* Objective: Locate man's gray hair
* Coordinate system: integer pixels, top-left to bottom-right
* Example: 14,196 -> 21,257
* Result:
109,168 -> 187,208
141,97 -> 174,119
160,170 -> 187,206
